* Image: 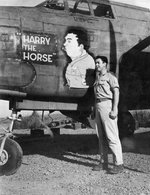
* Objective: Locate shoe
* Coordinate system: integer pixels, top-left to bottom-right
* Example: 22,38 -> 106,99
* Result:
109,164 -> 124,174
92,163 -> 108,171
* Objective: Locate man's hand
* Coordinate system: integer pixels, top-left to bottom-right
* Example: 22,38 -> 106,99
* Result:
109,109 -> 118,120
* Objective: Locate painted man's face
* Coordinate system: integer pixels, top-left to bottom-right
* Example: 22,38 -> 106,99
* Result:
63,33 -> 82,59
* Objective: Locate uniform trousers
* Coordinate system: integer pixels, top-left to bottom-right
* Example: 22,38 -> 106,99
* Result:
95,100 -> 123,165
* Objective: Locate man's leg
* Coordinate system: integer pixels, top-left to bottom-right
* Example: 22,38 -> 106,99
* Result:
93,104 -> 108,171
99,100 -> 124,173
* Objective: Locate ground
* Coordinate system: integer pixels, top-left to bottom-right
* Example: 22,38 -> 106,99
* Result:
0,125 -> 150,195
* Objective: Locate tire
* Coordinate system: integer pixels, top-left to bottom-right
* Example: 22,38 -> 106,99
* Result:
118,111 -> 136,139
0,138 -> 23,176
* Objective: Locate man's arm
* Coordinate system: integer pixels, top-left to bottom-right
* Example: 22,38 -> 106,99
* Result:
109,87 -> 119,119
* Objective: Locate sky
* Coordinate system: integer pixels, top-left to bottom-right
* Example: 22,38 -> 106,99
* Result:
0,0 -> 150,117
0,0 -> 150,8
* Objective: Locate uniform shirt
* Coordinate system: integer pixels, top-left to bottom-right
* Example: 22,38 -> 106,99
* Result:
65,51 -> 95,88
94,72 -> 119,100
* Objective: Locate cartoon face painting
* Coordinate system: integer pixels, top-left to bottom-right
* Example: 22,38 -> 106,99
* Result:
63,30 -> 95,88
63,33 -> 83,60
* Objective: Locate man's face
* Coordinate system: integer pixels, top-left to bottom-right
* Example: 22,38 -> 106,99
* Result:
95,58 -> 106,72
63,33 -> 82,59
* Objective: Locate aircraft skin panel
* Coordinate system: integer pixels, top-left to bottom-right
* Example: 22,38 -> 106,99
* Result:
116,19 -> 148,36
113,4 -> 150,21
115,33 -> 139,54
0,11 -> 9,20
19,8 -> 95,97
0,26 -> 35,90
0,7 -> 20,19
0,59 -> 36,88
0,18 -> 20,28
20,8 -> 45,22
0,1 -> 150,102
21,19 -> 43,33
0,27 -> 20,58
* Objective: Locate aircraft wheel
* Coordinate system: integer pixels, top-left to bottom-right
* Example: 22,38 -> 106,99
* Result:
0,138 -> 23,176
118,111 -> 136,139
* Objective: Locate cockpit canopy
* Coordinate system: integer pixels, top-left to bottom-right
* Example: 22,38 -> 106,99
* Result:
37,0 -> 114,18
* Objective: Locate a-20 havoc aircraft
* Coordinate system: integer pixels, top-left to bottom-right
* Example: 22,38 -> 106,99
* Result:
0,0 -> 150,176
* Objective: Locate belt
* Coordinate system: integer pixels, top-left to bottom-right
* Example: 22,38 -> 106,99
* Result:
96,98 -> 111,103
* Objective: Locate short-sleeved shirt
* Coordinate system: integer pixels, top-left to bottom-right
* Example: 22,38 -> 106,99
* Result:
65,52 -> 95,88
94,72 -> 119,100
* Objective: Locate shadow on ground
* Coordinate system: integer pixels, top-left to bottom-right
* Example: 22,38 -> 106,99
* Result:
12,128 -> 150,170
15,132 -> 99,168
121,130 -> 150,155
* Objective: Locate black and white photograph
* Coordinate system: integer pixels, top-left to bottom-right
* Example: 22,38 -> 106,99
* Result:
0,0 -> 150,194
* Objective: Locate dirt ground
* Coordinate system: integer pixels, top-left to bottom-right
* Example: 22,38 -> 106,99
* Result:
0,126 -> 150,195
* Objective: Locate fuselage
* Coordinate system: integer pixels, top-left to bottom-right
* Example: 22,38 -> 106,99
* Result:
0,0 -> 150,109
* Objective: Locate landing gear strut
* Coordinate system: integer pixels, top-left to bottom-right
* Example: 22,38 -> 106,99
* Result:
0,110 -> 23,176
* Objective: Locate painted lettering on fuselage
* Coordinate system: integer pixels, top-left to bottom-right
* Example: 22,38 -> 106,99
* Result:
22,32 -> 57,64
23,35 -> 51,45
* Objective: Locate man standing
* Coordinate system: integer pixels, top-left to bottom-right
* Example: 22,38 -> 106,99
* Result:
93,55 -> 124,174
63,28 -> 95,88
